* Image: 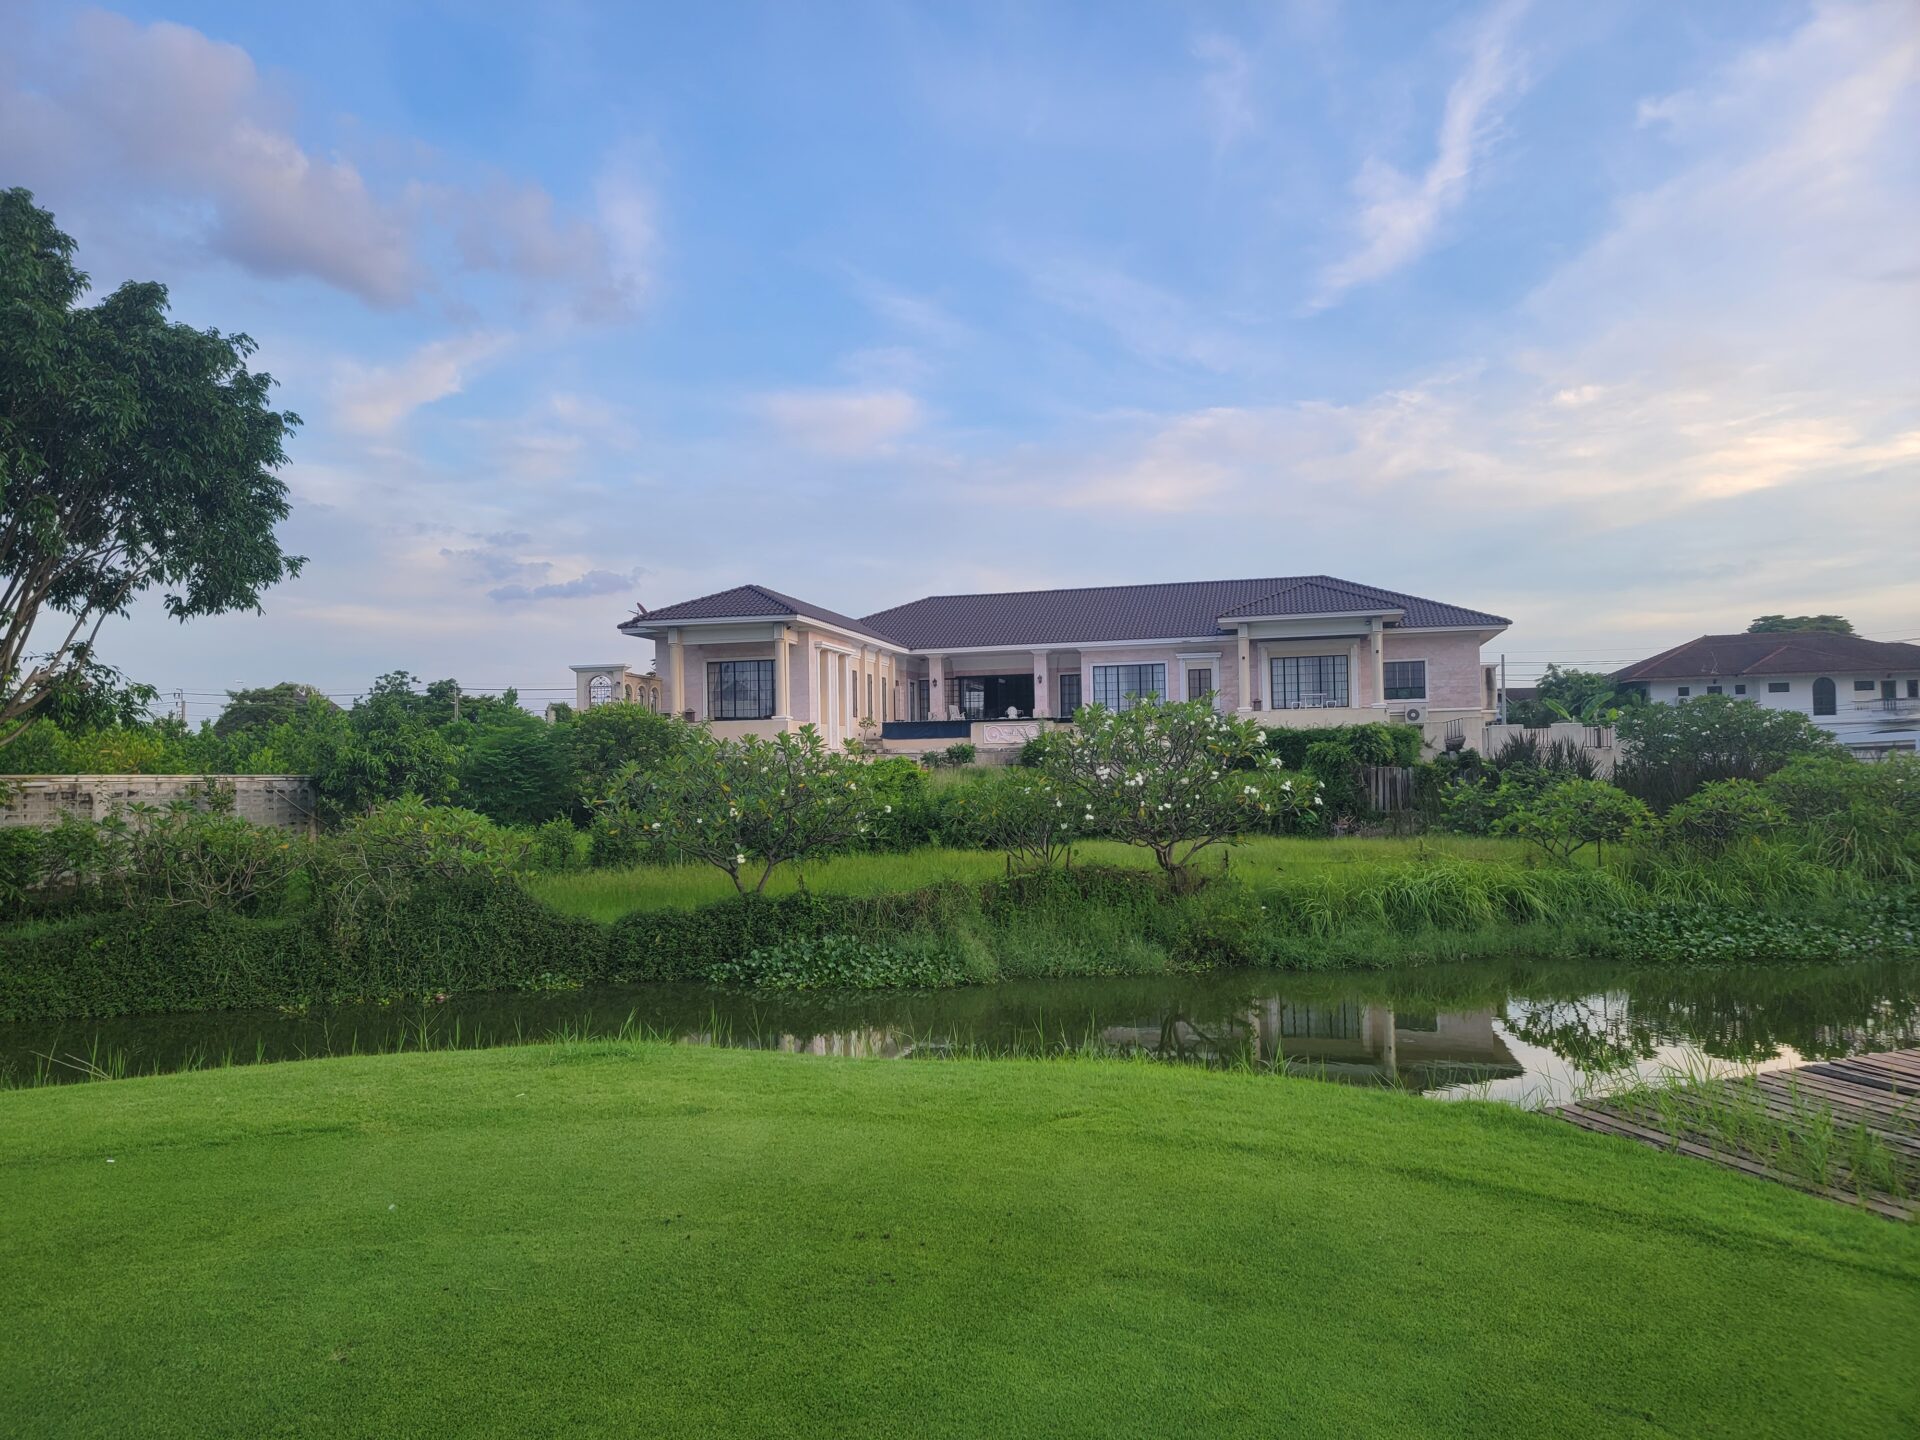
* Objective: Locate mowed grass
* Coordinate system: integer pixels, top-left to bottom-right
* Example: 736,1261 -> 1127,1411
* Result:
528,834 -> 1530,921
3,1044 -> 1915,1439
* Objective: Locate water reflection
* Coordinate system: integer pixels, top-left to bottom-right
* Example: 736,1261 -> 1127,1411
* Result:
4,958 -> 1917,1103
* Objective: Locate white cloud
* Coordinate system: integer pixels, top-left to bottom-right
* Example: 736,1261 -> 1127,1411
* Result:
990,3 -> 1918,649
1025,254 -> 1246,370
594,164 -> 658,310
1193,33 -> 1256,151
0,12 -> 415,304
488,567 -> 644,605
331,333 -> 511,436
0,11 -> 658,319
1313,0 -> 1530,307
759,388 -> 923,457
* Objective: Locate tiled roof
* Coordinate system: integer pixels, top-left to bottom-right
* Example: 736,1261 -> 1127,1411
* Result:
619,584 -> 902,643
1614,633 -> 1920,682
861,575 -> 1508,650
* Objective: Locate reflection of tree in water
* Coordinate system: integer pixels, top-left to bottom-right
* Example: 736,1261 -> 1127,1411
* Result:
1506,994 -> 1657,1073
1506,963 -> 1920,1070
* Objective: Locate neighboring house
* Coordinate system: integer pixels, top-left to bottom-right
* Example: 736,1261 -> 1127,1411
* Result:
1613,633 -> 1920,757
560,664 -> 664,717
608,575 -> 1509,755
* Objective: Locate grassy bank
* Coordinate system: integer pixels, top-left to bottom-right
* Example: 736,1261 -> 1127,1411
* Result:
7,837 -> 1917,1023
1,1043 -> 1914,1438
525,835 -> 1532,920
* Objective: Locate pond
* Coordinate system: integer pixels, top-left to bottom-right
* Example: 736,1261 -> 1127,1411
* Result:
6,956 -> 1919,1103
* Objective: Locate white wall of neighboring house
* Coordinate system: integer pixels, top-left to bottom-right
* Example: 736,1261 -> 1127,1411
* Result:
1640,672 -> 1920,755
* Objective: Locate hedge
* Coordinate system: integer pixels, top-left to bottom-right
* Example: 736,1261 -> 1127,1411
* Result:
0,868 -> 1227,1022
8,867 -> 1914,1025
1263,722 -> 1423,770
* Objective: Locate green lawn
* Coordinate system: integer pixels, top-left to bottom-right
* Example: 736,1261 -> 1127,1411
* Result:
3,1044 -> 1914,1438
529,834 -> 1531,921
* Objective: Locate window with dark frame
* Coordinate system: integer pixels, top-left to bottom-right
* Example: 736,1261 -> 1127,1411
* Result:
1186,667 -> 1212,702
1271,654 -> 1349,708
1382,660 -> 1426,701
1091,663 -> 1166,711
1055,672 -> 1082,719
1768,681 -> 1790,693
706,659 -> 775,720
1909,680 -> 1919,699
1812,677 -> 1836,715
1706,685 -> 1723,695
1854,679 -> 1877,692
1733,684 -> 1746,695
1677,687 -> 1691,697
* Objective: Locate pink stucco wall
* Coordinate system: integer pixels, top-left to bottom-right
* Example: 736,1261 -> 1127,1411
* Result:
649,625 -> 1491,726
1383,632 -> 1485,709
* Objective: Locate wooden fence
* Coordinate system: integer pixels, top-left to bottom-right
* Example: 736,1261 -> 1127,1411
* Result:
1360,764 -> 1416,814
0,775 -> 318,834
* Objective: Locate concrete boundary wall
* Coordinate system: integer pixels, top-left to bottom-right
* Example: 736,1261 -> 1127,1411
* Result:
1482,724 -> 1617,776
0,775 -> 318,834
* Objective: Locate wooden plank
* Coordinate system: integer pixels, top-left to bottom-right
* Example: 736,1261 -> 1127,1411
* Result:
1756,1069 -> 1920,1121
1806,1062 -> 1920,1097
1694,1081 -> 1920,1146
1550,1048 -> 1920,1221
1558,1104 -> 1911,1219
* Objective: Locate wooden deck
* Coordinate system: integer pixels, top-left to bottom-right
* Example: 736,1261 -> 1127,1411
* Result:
1555,1049 -> 1920,1221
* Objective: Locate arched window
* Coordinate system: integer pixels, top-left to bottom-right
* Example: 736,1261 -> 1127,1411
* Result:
587,673 -> 614,708
1811,676 -> 1836,717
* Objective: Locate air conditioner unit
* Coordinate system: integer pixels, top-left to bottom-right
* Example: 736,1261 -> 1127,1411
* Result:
1401,705 -> 1425,723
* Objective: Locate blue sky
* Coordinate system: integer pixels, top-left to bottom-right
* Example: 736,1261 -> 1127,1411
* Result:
4,1 -> 1916,718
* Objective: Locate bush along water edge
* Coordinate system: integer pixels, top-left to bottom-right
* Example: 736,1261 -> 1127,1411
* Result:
4,863 -> 1918,1023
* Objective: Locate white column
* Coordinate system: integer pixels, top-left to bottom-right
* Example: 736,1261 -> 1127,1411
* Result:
772,623 -> 791,727
667,629 -> 686,718
928,653 -> 946,719
1032,650 -> 1050,720
1368,620 -> 1386,712
1236,627 -> 1253,714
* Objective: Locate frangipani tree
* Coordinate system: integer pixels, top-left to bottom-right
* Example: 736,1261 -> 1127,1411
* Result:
1042,699 -> 1320,891
592,725 -> 877,896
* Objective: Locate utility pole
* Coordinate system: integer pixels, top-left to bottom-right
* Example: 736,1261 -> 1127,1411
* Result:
1498,655 -> 1506,723
174,689 -> 187,724
452,684 -> 462,723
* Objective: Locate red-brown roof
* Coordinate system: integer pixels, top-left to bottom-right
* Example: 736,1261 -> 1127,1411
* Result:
1614,632 -> 1920,681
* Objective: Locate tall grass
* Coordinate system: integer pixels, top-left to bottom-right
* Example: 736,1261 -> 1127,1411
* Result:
526,835 -> 1537,924
1256,860 -> 1630,939
1598,1056 -> 1918,1206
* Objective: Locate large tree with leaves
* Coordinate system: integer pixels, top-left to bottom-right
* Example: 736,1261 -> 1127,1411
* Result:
0,189 -> 302,746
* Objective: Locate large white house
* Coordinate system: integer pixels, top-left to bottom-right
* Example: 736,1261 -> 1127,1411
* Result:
1614,632 -> 1920,757
607,573 -> 1510,757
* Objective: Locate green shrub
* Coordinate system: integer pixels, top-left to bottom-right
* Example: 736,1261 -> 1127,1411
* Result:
1614,695 -> 1840,811
1303,739 -> 1366,821
1659,780 -> 1782,855
710,933 -> 970,991
561,702 -> 689,809
0,829 -> 46,915
1763,753 -> 1920,883
457,720 -> 573,825
1594,894 -> 1920,965
1495,779 -> 1652,864
523,818 -> 587,873
1265,723 -> 1420,770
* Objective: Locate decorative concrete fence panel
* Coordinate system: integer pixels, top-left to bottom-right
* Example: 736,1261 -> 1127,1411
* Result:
0,776 -> 318,834
1482,723 -> 1618,777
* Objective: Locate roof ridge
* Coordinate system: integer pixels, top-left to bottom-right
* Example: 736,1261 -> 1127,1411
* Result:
864,574 -> 1315,611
